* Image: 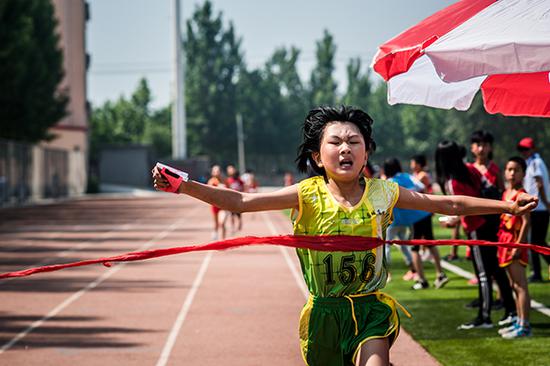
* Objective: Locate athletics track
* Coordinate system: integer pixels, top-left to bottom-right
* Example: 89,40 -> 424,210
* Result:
0,193 -> 439,365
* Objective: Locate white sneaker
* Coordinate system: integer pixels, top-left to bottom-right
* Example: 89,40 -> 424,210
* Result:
498,322 -> 518,335
502,326 -> 532,339
498,314 -> 517,327
434,274 -> 449,289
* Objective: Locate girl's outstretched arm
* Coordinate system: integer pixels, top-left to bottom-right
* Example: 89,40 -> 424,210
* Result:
396,187 -> 538,217
153,167 -> 298,213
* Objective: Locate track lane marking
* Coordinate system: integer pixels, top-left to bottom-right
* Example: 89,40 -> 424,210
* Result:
155,252 -> 212,366
261,212 -> 308,299
0,207 -> 197,355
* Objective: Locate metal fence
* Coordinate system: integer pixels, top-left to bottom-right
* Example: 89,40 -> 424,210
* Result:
0,139 -> 68,206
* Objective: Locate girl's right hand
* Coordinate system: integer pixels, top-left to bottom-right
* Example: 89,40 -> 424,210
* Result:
510,193 -> 538,215
152,167 -> 170,191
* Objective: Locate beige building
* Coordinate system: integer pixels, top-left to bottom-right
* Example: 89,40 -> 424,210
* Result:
38,0 -> 90,196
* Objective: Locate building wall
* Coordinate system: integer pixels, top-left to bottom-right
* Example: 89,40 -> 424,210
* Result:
42,0 -> 89,195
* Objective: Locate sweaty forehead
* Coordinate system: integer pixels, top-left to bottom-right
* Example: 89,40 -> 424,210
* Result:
323,121 -> 362,137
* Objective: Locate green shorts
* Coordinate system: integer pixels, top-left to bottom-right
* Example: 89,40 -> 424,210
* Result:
299,292 -> 401,366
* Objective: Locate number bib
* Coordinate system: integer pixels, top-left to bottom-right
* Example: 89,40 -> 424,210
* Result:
293,176 -> 399,297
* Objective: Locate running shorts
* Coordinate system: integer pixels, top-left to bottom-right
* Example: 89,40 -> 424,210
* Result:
497,247 -> 529,267
299,292 -> 401,366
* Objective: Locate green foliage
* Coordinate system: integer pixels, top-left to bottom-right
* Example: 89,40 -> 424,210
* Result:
237,46 -> 307,172
342,58 -> 372,110
89,78 -> 171,159
0,0 -> 68,142
184,0 -> 242,162
309,29 -> 337,107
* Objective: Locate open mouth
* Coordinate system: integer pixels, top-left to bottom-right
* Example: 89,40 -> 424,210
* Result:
339,159 -> 353,168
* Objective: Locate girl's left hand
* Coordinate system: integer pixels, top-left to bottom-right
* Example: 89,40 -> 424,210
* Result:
510,193 -> 538,215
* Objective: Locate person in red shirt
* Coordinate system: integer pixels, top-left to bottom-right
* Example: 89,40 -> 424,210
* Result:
207,165 -> 226,240
226,164 -> 245,232
469,130 -> 504,198
436,140 -> 515,330
468,130 -> 516,319
497,157 -> 531,338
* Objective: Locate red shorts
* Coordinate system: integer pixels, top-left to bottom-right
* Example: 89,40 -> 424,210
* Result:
211,206 -> 221,215
497,247 -> 529,268
497,230 -> 528,267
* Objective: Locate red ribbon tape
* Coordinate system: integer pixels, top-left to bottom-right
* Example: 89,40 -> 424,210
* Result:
1,235 -> 548,279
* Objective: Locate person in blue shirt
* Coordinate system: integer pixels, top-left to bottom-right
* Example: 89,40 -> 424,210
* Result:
383,158 -> 430,288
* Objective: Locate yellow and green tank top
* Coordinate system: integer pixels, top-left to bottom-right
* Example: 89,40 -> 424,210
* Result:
293,175 -> 399,297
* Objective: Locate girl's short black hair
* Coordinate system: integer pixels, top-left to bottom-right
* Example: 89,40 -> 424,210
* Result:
507,156 -> 527,173
470,130 -> 494,145
411,154 -> 427,168
383,158 -> 402,178
295,105 -> 376,175
435,140 -> 473,195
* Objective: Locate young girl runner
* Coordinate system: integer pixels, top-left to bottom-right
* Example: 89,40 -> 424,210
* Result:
153,106 -> 536,366
497,157 -> 532,339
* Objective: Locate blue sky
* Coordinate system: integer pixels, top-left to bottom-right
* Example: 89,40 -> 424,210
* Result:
87,0 -> 456,109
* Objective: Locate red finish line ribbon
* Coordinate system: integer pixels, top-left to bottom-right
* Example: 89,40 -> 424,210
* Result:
1,235 -> 549,279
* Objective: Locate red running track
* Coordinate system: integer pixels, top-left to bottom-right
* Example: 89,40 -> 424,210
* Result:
0,194 -> 438,365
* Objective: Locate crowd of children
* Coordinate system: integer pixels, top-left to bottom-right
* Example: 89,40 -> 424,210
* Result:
363,130 -> 549,339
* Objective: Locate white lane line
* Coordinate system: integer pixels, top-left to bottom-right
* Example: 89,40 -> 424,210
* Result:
531,300 -> 550,317
441,259 -> 550,318
155,252 -> 213,366
441,260 -> 476,280
262,212 -> 309,299
0,211 -> 195,355
0,210 -> 166,286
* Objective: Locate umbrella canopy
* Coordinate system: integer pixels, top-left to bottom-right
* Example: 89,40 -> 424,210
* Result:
371,0 -> 550,117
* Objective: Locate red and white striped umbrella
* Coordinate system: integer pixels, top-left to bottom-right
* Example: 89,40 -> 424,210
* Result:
371,0 -> 550,117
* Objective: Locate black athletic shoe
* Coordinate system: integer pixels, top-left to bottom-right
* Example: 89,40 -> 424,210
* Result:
457,318 -> 493,330
412,280 -> 429,290
528,274 -> 543,283
434,273 -> 449,289
464,298 -> 480,309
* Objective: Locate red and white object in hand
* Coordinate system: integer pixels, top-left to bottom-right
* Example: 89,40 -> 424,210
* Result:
156,162 -> 189,193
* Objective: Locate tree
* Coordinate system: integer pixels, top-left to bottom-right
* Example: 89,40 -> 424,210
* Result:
309,30 -> 337,108
342,58 -> 372,110
184,0 -> 243,162
0,0 -> 68,142
90,78 -> 171,159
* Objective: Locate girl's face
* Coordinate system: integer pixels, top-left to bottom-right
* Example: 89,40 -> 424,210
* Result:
504,161 -> 524,186
410,160 -> 420,173
211,165 -> 221,177
313,122 -> 368,182
471,142 -> 492,160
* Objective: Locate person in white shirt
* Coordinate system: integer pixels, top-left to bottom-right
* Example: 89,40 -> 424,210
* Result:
517,137 -> 550,282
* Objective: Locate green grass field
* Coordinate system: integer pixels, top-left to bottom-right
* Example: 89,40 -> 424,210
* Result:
384,216 -> 550,366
